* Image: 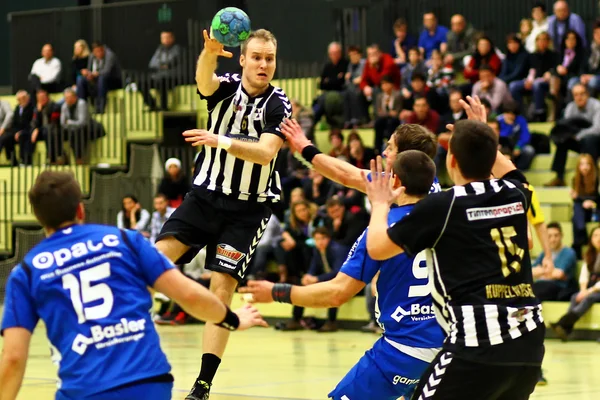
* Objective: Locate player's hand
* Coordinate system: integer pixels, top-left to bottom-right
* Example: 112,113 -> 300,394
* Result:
362,156 -> 404,206
460,95 -> 487,123
203,29 -> 233,58
239,280 -> 275,303
182,129 -> 219,148
280,118 -> 312,153
234,303 -> 269,330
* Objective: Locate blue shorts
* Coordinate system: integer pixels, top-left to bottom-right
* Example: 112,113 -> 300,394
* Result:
329,337 -> 433,400
56,381 -> 173,400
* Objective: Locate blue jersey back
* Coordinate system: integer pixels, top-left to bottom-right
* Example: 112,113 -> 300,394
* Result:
1,224 -> 174,397
340,205 -> 445,349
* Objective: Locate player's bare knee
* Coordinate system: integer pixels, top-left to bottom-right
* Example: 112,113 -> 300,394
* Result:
155,236 -> 189,263
209,272 -> 238,304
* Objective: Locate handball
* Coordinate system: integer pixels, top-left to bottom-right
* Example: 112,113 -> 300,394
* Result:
210,7 -> 251,47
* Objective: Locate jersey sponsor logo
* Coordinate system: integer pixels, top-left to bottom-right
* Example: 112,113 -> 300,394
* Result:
391,303 -> 436,322
465,202 -> 524,221
71,317 -> 147,355
393,375 -> 420,386
216,244 -> 245,265
32,234 -> 120,269
485,283 -> 535,299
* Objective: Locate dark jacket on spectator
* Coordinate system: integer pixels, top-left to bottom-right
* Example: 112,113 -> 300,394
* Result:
149,44 -> 182,79
158,174 -> 191,203
71,57 -> 88,86
11,102 -> 34,133
360,53 -> 401,90
324,208 -> 370,249
463,52 -> 502,83
320,58 -> 350,91
446,24 -> 477,66
499,48 -> 530,84
529,50 -> 559,78
302,178 -> 334,207
31,101 -> 60,130
87,47 -> 122,81
349,147 -> 376,169
438,109 -> 467,134
586,41 -> 600,75
308,241 -> 347,282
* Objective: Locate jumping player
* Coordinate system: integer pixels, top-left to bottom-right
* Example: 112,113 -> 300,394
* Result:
241,150 -> 445,400
364,97 -> 545,400
154,28 -> 291,399
0,171 -> 267,400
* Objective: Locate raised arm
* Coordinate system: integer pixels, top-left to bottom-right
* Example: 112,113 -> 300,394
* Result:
196,29 -> 233,97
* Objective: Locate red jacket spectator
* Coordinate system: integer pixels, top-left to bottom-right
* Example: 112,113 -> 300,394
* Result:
406,108 -> 440,133
359,52 -> 401,90
463,53 -> 502,83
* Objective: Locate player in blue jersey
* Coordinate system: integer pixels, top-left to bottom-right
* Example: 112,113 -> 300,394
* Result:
0,171 -> 267,400
241,150 -> 445,400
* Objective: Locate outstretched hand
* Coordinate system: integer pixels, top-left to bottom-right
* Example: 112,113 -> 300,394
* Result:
445,95 -> 488,132
361,156 -> 404,206
280,119 -> 313,153
203,29 -> 233,58
239,280 -> 275,304
234,303 -> 269,330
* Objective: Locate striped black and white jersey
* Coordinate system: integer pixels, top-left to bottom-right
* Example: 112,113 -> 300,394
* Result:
195,73 -> 291,203
387,175 -> 545,365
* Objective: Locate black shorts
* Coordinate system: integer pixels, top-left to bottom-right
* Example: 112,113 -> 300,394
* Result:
156,188 -> 272,282
411,351 -> 541,400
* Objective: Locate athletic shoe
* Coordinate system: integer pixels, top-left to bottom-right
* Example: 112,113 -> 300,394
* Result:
279,319 -> 303,331
537,370 -> 548,386
550,323 -> 569,342
185,380 -> 211,400
317,321 -> 338,333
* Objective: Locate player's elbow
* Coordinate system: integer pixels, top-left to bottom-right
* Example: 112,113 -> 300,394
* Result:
367,245 -> 387,261
330,286 -> 352,308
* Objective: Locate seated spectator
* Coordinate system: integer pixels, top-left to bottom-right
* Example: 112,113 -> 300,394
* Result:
327,129 -> 349,160
117,194 -> 151,236
0,91 -> 33,166
497,100 -> 535,170
141,30 -> 181,111
444,14 -> 476,71
29,44 -> 62,96
391,18 -> 417,67
550,30 -> 585,104
510,31 -> 558,120
291,99 -> 313,139
277,141 -> 309,204
570,21 -> 600,95
405,96 -> 440,133
551,226 -> 600,341
547,0 -> 587,51
481,98 -> 497,120
248,214 -> 284,280
499,34 -> 530,85
426,49 -> 454,96
71,40 -> 90,88
532,222 -> 577,301
347,133 -> 376,169
518,18 -> 533,44
374,75 -> 402,153
0,100 -> 14,144
28,90 -> 61,165
158,157 -> 191,208
418,11 -> 448,60
279,200 -> 317,283
283,187 -> 307,226
359,44 -> 400,113
472,65 -> 513,114
400,72 -> 440,118
303,170 -> 334,207
546,84 -> 600,186
570,154 -> 600,257
60,88 -> 92,164
400,48 -> 427,92
343,45 -> 367,128
463,36 -> 502,84
435,90 -> 467,174
313,42 -> 349,130
323,196 -> 369,251
292,227 -> 347,332
77,42 -> 122,113
150,193 -> 175,244
525,2 -> 549,53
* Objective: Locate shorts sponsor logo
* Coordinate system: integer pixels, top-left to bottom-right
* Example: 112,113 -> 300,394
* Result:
393,375 -> 420,385
466,202 -> 524,221
216,244 -> 245,266
218,260 -> 237,270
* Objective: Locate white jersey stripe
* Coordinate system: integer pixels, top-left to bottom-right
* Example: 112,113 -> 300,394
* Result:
484,305 -> 503,345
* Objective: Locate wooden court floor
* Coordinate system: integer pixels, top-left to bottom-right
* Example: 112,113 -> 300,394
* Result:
5,323 -> 600,400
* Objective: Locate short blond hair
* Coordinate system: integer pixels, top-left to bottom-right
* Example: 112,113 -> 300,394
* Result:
241,29 -> 277,55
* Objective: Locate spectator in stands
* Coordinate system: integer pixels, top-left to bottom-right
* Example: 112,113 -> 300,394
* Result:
158,157 -> 191,208
532,222 -> 577,301
518,19 -> 533,45
405,96 -> 440,134
497,100 -> 535,170
60,88 -> 91,164
435,89 -> 467,174
343,45 -> 367,128
0,91 -> 33,166
481,98 -> 497,120
400,48 -> 427,92
150,193 -> 175,244
291,99 -> 313,139
463,36 -> 503,84
551,226 -> 600,341
29,44 -> 62,96
327,129 -> 348,160
569,21 -> 600,95
550,30 -> 586,105
347,133 -> 376,169
374,75 -> 402,153
283,188 -> 306,226
248,214 -> 283,280
499,34 -> 530,85
142,30 -> 182,111
77,42 -> 122,113
71,40 -> 90,88
0,100 -> 14,142
313,42 -> 349,130
117,194 -> 151,236
303,170 -> 334,207
547,0 -> 587,51
391,18 -> 417,67
28,90 -> 61,165
418,11 -> 448,60
323,196 -> 369,251
359,44 -> 400,115
279,200 -> 317,284
571,154 -> 600,257
526,2 -> 550,53
426,49 -> 454,95
472,65 -> 513,114
444,14 -> 476,71
277,141 -> 309,205
400,72 -> 440,118
546,84 -> 600,187
510,31 -> 558,121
